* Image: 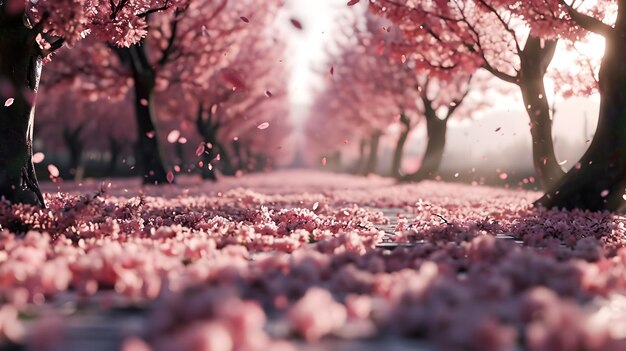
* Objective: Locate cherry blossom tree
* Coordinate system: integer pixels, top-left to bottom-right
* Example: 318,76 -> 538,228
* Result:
307,11 -> 486,179
36,85 -> 136,180
0,0 -> 185,206
504,0 -> 626,212
158,18 -> 290,180
398,74 -> 486,181
305,84 -> 362,172
306,66 -> 394,175
42,0 -> 257,186
317,24 -> 411,175
360,14 -> 485,180
368,0 -> 586,190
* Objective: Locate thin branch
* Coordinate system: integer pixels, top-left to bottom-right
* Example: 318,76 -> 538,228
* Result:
137,0 -> 171,18
560,0 -> 613,36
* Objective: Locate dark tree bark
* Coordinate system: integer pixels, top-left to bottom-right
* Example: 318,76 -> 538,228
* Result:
114,43 -> 169,185
352,139 -> 368,174
174,142 -> 186,170
62,125 -> 85,181
200,146 -> 217,181
232,139 -> 246,173
518,37 -> 565,190
107,137 -> 122,177
251,152 -> 267,172
537,11 -> 626,212
245,145 -> 255,172
0,11 -> 44,206
195,104 -> 218,181
217,142 -> 236,176
401,114 -> 447,181
400,75 -> 471,182
363,131 -> 381,175
391,112 -> 412,178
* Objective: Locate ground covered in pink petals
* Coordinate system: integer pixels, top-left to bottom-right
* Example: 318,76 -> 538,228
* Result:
1,170 -> 626,351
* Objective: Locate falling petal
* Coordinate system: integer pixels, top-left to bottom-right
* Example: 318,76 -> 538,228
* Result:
167,130 -> 180,144
330,66 -> 334,76
33,152 -> 45,164
146,131 -> 155,139
499,173 -> 508,180
495,127 -> 501,132
257,122 -> 270,130
322,157 -> 327,166
601,189 -> 609,197
166,171 -> 174,183
48,164 -> 60,178
347,0 -> 360,5
290,18 -> 303,30
312,202 -> 319,211
195,143 -> 205,157
4,98 -> 14,107
240,16 -> 249,23
265,90 -> 273,97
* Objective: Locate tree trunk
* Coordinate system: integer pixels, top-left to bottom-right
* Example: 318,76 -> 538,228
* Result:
352,139 -> 368,174
519,37 -> 565,190
194,105 -> 218,181
0,13 -> 44,206
200,144 -> 217,181
175,142 -> 186,170
253,153 -> 267,172
232,139 -> 246,172
217,142 -> 236,176
107,138 -> 122,177
330,151 -> 342,172
363,131 -> 381,175
536,21 -> 626,212
401,115 -> 447,182
115,44 -> 169,185
391,112 -> 412,178
62,125 -> 85,181
244,144 -> 258,172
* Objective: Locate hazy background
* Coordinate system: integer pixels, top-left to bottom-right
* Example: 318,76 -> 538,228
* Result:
281,0 -> 601,181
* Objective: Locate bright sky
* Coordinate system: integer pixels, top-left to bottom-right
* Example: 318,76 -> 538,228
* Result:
283,0 -> 346,107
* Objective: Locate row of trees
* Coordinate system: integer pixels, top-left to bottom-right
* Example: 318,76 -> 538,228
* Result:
306,10 -> 493,181
309,0 -> 621,212
367,0 -> 623,212
0,0 -> 291,206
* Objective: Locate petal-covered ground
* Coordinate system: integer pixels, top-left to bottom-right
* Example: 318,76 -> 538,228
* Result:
1,170 -> 626,351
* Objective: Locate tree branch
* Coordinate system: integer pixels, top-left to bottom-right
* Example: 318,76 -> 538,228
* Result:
560,0 -> 613,36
